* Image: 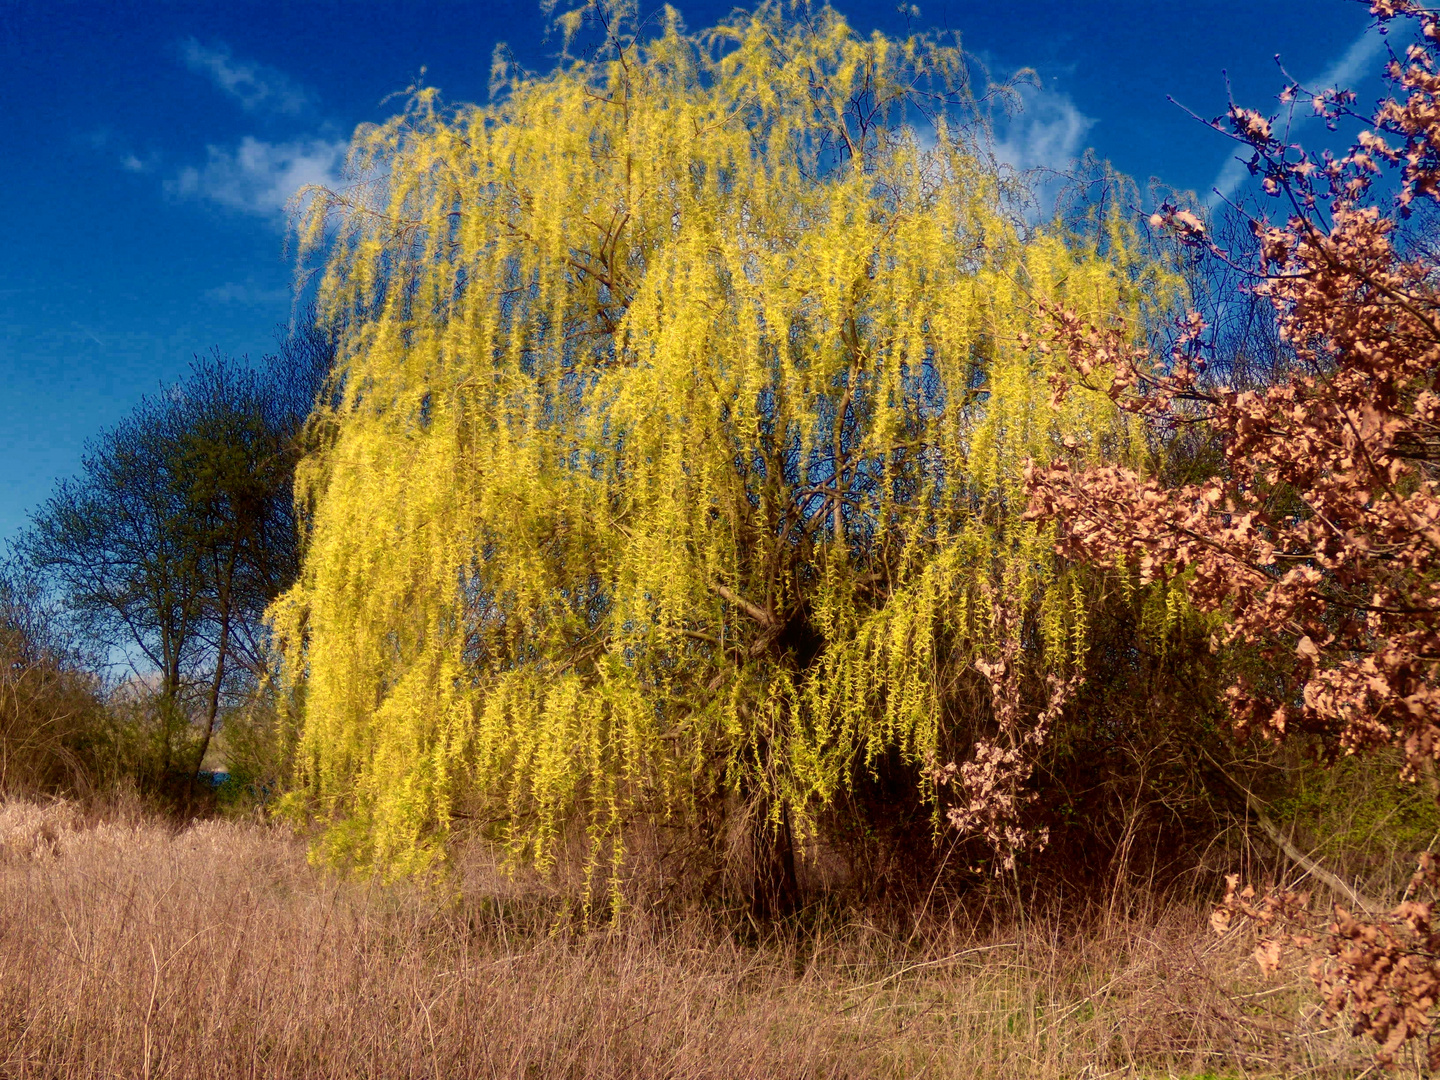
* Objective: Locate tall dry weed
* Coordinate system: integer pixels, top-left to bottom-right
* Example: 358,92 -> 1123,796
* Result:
0,800 -> 1375,1078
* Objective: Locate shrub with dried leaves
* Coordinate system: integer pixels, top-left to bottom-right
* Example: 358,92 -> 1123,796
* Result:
1025,0 -> 1440,1063
1215,856 -> 1440,1068
1028,2 -> 1440,820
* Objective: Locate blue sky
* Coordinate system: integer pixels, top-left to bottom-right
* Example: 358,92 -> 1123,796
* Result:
0,0 -> 1388,545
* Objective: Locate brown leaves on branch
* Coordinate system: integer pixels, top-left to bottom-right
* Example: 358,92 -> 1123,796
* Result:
1215,858 -> 1440,1068
930,588 -> 1076,872
1025,0 -> 1440,1063
1027,0 -> 1440,778
1209,873 -> 1314,973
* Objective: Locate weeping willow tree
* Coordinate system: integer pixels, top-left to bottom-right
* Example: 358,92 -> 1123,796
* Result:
273,0 -> 1169,894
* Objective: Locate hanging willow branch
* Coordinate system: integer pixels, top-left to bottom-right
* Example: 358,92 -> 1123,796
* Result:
271,0 -> 1170,889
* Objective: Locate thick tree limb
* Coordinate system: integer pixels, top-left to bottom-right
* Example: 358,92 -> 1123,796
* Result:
1204,749 -> 1384,913
1249,803 -> 1385,914
710,583 -> 772,628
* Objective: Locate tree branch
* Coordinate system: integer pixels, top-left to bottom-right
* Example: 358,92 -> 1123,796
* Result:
709,583 -> 773,628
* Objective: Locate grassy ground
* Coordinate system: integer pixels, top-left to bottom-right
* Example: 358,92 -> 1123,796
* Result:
0,798 -> 1377,1079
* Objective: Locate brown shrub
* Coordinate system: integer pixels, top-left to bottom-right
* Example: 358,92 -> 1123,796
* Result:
0,607 -> 109,800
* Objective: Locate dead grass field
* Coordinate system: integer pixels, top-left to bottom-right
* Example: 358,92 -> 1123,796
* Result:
0,798 -> 1377,1079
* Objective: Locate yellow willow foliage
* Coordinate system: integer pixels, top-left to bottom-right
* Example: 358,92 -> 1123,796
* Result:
272,2 -> 1169,886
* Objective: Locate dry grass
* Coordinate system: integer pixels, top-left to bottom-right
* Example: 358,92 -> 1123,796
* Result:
0,799 -> 1375,1079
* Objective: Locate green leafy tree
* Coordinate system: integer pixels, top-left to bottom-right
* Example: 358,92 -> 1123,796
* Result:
23,343 -> 326,789
276,0 -> 1169,896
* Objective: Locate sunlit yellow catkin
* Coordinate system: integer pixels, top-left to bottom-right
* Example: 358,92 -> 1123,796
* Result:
272,1 -> 1162,890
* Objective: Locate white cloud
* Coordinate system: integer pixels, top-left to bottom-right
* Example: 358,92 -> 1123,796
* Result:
203,279 -> 292,306
165,41 -> 346,220
992,82 -> 1095,178
989,82 -> 1095,220
83,128 -> 160,176
181,39 -> 313,115
1207,24 -> 1388,204
120,152 -> 159,174
1317,22 -> 1391,89
171,135 -> 348,218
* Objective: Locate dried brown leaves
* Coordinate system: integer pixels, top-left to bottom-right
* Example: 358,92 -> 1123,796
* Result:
1214,858 -> 1440,1068
931,591 -> 1076,871
1027,2 -> 1440,779
1027,1 -> 1440,1064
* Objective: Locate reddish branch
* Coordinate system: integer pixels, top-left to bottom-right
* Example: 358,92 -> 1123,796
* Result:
1024,2 -> 1440,1063
1026,0 -> 1440,779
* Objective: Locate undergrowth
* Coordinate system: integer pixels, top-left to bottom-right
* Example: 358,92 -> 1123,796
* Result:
0,798 -> 1380,1079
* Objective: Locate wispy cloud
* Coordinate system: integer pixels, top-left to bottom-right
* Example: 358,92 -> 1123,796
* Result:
167,42 -> 345,220
203,278 -> 292,307
1315,23 -> 1392,89
120,152 -> 160,175
988,82 -> 1095,219
992,83 -> 1095,177
1207,24 -> 1388,204
181,39 -> 313,115
171,135 -> 348,218
84,128 -> 159,175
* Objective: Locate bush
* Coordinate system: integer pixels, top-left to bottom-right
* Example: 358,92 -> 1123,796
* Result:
0,568 -> 110,799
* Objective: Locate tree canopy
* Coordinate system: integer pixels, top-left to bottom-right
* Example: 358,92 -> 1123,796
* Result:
23,346 -> 326,784
276,0 -> 1170,892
